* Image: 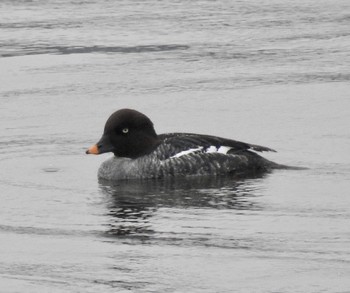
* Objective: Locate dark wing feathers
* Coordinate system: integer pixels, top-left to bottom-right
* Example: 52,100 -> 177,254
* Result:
158,133 -> 276,156
245,143 -> 277,153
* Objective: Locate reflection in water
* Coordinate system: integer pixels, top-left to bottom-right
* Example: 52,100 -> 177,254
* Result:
98,174 -> 268,237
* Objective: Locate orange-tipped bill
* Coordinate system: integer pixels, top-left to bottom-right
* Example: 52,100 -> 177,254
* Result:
86,144 -> 99,155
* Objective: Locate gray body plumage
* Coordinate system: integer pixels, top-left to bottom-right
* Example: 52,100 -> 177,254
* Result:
98,133 -> 279,180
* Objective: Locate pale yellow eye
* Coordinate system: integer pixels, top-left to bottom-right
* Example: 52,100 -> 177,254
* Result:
122,128 -> 129,134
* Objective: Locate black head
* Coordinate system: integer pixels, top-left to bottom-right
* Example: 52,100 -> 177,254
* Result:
86,109 -> 160,158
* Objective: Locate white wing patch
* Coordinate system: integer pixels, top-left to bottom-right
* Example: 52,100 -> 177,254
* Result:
205,146 -> 217,153
170,145 -> 233,158
170,147 -> 204,158
217,146 -> 232,154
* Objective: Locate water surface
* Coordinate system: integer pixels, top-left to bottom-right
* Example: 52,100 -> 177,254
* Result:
1,0 -> 350,292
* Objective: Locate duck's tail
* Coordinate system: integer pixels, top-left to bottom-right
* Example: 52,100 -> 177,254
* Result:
270,161 -> 308,170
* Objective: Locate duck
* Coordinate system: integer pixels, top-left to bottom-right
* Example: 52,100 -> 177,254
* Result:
86,108 -> 286,180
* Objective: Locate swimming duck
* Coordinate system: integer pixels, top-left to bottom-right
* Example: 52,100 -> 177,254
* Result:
86,108 -> 284,180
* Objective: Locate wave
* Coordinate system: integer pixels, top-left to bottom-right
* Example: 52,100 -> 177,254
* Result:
1,44 -> 190,58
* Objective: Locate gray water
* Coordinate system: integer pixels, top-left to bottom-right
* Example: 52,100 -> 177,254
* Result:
1,0 -> 350,292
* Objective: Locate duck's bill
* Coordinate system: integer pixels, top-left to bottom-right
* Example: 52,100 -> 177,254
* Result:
86,144 -> 99,155
86,135 -> 114,155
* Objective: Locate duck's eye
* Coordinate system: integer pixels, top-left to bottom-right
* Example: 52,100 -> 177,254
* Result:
122,128 -> 129,134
